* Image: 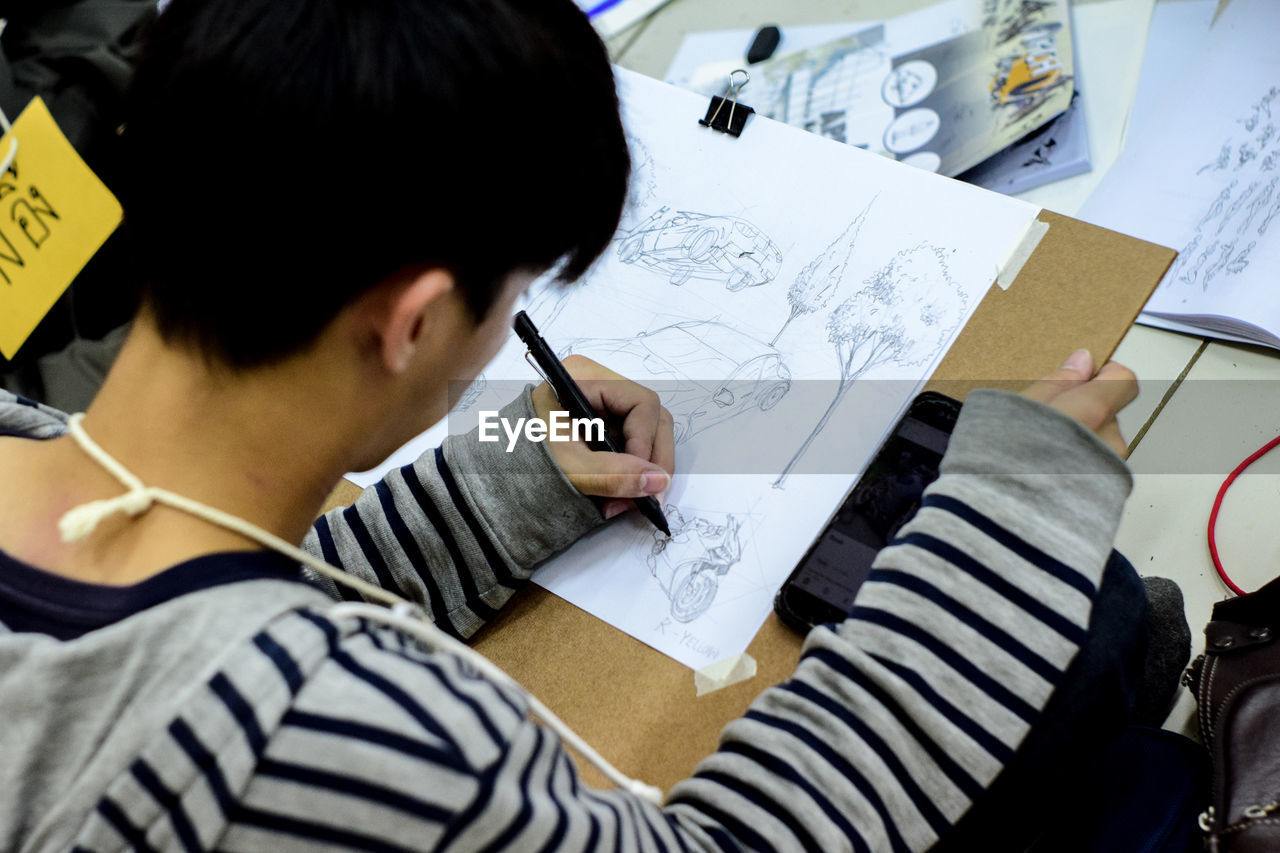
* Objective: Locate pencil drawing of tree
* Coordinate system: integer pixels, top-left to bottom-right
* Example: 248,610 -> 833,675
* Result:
771,196 -> 877,346
773,243 -> 967,488
619,135 -> 658,230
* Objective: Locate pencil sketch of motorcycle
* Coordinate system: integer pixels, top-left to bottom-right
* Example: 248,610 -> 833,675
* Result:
616,206 -> 783,291
646,507 -> 743,623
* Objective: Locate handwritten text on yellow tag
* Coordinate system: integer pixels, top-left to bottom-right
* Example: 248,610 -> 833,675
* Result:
0,97 -> 123,360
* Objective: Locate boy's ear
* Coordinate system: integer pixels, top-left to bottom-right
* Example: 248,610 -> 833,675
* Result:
378,268 -> 456,374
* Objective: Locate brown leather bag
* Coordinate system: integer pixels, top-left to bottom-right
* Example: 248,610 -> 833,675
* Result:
1185,574 -> 1280,852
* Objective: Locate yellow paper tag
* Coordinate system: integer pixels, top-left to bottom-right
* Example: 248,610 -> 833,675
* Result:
0,97 -> 123,359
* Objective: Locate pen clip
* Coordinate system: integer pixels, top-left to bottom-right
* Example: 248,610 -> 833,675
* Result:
524,351 -> 560,404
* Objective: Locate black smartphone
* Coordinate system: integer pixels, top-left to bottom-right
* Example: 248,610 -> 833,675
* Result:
774,390 -> 962,632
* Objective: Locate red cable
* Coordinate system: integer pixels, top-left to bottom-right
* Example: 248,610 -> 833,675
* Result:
1207,434 -> 1280,596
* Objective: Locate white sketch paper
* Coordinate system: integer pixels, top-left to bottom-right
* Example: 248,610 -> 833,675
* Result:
1078,0 -> 1280,348
351,69 -> 1038,668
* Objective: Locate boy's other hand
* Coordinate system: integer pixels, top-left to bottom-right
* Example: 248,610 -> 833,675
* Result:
1020,348 -> 1139,459
531,355 -> 675,520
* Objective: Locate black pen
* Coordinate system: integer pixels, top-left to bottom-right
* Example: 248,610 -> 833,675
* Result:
513,310 -> 671,536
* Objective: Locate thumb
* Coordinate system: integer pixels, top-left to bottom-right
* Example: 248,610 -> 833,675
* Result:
563,449 -> 671,500
1021,348 -> 1096,404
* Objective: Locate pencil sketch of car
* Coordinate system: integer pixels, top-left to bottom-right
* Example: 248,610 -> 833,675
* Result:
617,206 -> 783,291
645,507 -> 743,622
563,320 -> 791,445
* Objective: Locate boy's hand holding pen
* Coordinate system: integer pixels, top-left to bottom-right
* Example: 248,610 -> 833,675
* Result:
517,311 -> 674,535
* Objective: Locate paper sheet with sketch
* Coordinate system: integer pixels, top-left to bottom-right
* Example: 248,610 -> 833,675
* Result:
1077,0 -> 1228,343
350,68 -> 1038,669
1078,0 -> 1280,348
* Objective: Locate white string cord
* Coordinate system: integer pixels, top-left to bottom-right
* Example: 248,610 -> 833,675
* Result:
0,103 -> 15,176
58,412 -> 664,805
0,139 -> 16,176
59,415 -> 402,608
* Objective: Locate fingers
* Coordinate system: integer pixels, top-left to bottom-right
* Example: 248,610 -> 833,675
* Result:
549,353 -> 675,466
1073,360 -> 1140,411
560,353 -> 624,387
1046,361 -> 1139,432
562,356 -> 667,461
1019,351 -> 1137,456
1095,419 -> 1130,460
1020,348 -> 1096,404
606,383 -> 664,461
601,499 -> 631,521
556,442 -> 671,500
531,355 -> 676,506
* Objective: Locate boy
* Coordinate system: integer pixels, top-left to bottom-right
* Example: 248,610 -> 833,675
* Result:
0,0 -> 1154,849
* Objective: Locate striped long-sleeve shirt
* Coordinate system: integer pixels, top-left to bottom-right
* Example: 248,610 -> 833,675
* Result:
0,386 -> 1132,851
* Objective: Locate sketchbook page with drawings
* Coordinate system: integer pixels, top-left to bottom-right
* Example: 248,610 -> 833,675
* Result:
350,68 -> 1039,669
1078,0 -> 1280,349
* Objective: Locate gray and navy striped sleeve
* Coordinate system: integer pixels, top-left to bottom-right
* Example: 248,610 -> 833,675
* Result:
208,389 -> 1132,852
301,386 -> 603,638
0,389 -> 69,439
664,390 -> 1131,850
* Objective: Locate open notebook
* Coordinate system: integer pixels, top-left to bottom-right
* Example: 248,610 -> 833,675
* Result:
1080,0 -> 1280,348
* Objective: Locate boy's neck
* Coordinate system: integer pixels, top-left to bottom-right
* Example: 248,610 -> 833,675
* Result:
89,321 -> 365,538
1,321 -> 374,585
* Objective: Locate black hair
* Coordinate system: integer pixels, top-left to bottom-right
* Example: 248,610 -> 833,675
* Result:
119,0 -> 629,367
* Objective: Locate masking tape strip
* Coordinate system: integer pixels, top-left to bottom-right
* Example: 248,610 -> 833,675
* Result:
694,652 -> 757,696
995,218 -> 1050,291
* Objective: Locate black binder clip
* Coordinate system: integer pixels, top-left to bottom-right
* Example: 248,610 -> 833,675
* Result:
699,69 -> 754,138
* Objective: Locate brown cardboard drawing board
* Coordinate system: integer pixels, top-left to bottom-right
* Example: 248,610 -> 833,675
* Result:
322,209 -> 1175,792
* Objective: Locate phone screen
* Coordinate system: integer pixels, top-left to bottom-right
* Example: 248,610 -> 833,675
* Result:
775,392 -> 960,630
